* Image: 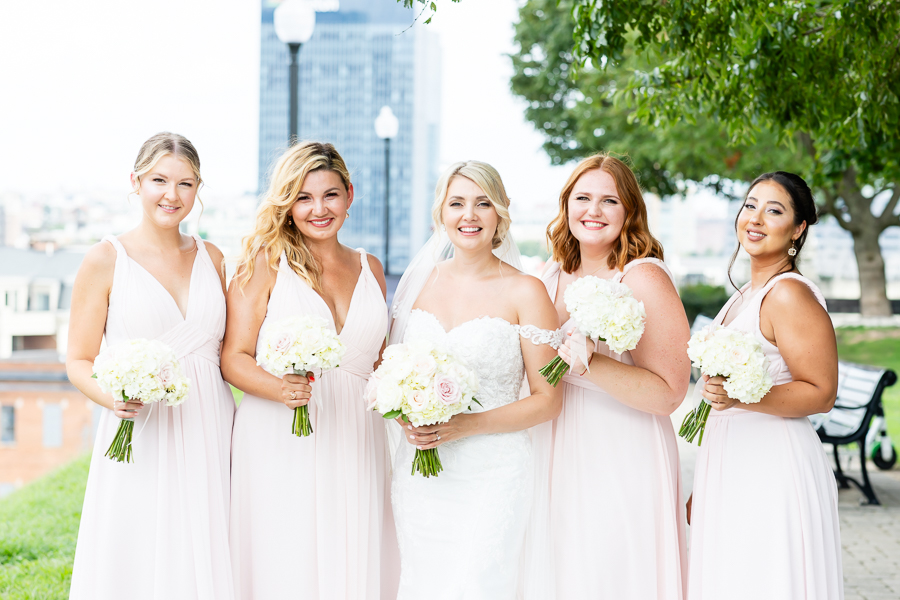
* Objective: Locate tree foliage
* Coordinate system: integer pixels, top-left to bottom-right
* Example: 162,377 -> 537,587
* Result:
509,0 -> 806,198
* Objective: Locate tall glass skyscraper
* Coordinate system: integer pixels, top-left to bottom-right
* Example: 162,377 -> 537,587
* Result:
259,0 -> 442,273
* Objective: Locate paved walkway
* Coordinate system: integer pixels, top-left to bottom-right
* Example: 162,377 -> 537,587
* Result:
673,389 -> 900,599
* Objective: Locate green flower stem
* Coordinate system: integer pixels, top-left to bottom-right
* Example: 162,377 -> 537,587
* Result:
412,448 -> 443,478
679,400 -> 712,445
292,367 -> 313,437
539,356 -> 572,387
105,418 -> 135,463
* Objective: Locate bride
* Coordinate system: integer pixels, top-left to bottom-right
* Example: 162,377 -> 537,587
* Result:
388,161 -> 562,599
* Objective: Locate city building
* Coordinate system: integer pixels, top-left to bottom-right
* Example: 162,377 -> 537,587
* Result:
0,362 -> 97,497
258,0 -> 442,273
0,246 -> 83,360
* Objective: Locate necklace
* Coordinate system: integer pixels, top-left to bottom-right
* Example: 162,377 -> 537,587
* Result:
577,259 -> 606,279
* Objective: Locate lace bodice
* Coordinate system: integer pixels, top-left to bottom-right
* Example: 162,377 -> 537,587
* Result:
405,309 -> 528,412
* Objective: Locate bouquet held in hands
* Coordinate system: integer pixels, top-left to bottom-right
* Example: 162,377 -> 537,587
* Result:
257,315 -> 346,437
540,276 -> 646,385
92,339 -> 189,463
679,324 -> 774,444
366,339 -> 480,477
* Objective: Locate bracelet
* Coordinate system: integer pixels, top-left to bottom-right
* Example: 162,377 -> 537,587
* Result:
579,354 -> 594,377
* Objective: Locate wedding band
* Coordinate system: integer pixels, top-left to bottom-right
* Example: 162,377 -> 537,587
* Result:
290,391 -> 296,400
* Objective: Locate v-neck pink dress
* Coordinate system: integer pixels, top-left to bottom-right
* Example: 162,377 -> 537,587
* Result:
230,249 -> 397,600
536,258 -> 687,600
688,273 -> 843,600
70,235 -> 235,600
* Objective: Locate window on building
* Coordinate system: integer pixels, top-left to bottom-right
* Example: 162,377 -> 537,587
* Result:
0,406 -> 14,443
31,293 -> 51,311
43,404 -> 62,448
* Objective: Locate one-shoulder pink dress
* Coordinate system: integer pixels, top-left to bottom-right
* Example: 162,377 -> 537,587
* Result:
229,249 -> 398,600
536,258 -> 687,600
688,273 -> 843,600
70,235 -> 235,600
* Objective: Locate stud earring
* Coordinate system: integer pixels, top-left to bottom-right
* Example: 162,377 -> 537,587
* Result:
788,241 -> 798,257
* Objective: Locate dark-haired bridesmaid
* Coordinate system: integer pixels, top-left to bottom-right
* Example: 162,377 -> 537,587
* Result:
687,172 -> 842,600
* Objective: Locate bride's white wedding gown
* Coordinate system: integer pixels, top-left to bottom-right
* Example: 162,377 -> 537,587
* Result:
391,309 -> 535,600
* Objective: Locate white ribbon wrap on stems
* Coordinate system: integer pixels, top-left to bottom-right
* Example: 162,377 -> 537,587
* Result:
569,329 -> 592,375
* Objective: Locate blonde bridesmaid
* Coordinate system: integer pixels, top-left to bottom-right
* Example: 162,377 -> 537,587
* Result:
222,142 -> 398,600
67,133 -> 235,600
536,153 -> 690,599
687,171 -> 842,600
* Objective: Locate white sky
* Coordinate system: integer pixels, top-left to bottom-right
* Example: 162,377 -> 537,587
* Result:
0,0 -> 568,216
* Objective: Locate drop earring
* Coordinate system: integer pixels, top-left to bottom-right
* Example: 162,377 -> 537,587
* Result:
346,209 -> 351,218
788,241 -> 798,257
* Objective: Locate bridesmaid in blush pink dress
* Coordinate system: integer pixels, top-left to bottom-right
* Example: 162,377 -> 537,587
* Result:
688,172 -> 842,600
66,133 -> 235,600
528,153 -> 691,599
222,142 -> 398,600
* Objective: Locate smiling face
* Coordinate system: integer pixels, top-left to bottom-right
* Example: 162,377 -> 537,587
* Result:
737,180 -> 806,259
132,154 -> 198,229
289,169 -> 353,241
441,176 -> 499,253
566,168 -> 626,252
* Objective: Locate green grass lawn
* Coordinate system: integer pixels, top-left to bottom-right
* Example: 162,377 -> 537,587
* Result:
835,327 -> 900,452
0,455 -> 90,599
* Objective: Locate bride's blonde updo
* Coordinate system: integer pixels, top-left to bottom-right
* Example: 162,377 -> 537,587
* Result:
236,141 -> 351,293
432,161 -> 512,249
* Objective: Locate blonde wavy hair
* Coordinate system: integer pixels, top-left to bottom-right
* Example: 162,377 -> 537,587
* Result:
236,142 -> 351,292
432,161 -> 511,249
547,153 -> 663,274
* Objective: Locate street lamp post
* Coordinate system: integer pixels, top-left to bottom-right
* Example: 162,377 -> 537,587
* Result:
375,106 -> 399,275
274,0 -> 316,145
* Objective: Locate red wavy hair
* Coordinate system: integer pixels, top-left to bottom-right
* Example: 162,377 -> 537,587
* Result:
547,153 -> 664,274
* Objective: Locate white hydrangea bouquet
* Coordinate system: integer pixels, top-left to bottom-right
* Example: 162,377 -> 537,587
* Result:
257,314 -> 345,437
539,276 -> 646,385
365,338 -> 480,478
92,339 -> 189,463
679,324 -> 774,444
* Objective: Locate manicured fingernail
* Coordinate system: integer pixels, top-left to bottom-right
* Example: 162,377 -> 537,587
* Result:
410,435 -> 416,440
416,446 -> 422,450
407,425 -> 412,430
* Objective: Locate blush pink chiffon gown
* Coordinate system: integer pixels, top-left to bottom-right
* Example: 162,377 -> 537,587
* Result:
535,259 -> 688,599
70,235 -> 235,600
229,249 -> 398,600
689,273 -> 843,600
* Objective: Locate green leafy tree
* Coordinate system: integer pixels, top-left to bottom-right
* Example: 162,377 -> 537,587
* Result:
406,0 -> 900,316
566,0 -> 900,316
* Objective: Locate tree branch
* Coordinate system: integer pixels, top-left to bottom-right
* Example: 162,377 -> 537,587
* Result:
797,131 -> 817,160
879,185 -> 900,227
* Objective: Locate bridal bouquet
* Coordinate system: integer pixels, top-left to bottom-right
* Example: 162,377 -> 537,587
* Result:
679,324 -> 774,444
366,339 -> 480,477
257,315 -> 345,437
92,339 -> 189,463
539,276 -> 646,385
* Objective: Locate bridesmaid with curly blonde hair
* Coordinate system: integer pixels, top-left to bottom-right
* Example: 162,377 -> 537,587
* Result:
222,142 -> 397,600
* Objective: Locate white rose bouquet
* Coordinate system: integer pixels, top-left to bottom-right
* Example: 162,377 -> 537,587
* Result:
257,314 -> 345,437
365,339 -> 480,477
539,275 -> 646,385
92,339 -> 189,463
679,324 -> 774,444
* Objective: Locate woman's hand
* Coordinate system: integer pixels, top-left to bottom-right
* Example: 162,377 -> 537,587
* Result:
702,375 -> 740,411
399,413 -> 478,450
112,399 -> 145,419
557,329 -> 596,375
281,373 -> 313,410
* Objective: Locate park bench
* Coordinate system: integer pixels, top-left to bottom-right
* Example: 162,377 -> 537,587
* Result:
808,362 -> 897,506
